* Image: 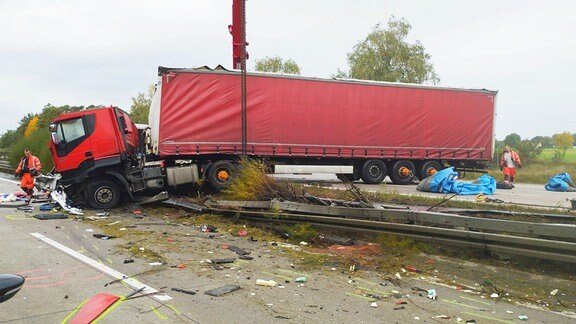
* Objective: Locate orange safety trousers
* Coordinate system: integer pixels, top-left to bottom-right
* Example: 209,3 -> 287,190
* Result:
502,167 -> 517,178
20,173 -> 35,191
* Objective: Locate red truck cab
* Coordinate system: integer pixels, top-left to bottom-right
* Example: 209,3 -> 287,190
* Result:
49,107 -> 140,207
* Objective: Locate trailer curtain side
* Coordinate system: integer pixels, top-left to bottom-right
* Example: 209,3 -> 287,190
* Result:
154,69 -> 496,161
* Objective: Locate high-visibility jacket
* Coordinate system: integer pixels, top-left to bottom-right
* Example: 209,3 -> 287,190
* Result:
499,150 -> 521,168
16,154 -> 42,175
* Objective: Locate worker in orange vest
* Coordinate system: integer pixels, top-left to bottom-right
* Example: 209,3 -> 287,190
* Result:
15,149 -> 42,197
499,145 -> 521,185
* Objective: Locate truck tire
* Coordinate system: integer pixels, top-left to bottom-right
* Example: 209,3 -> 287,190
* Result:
418,161 -> 443,180
207,161 -> 236,191
361,160 -> 387,184
390,160 -> 416,185
85,180 -> 121,209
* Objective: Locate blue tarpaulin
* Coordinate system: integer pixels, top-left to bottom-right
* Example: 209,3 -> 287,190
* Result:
545,172 -> 576,192
417,167 -> 496,195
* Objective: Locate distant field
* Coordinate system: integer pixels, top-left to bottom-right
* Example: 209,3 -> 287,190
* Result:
536,148 -> 576,162
483,148 -> 576,184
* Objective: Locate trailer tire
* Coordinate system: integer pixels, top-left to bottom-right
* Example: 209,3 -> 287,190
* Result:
361,160 -> 387,184
390,160 -> 416,185
207,161 -> 236,191
84,179 -> 120,209
418,161 -> 444,180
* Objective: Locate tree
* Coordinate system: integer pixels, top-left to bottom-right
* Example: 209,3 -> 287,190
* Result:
129,85 -> 155,124
254,56 -> 301,75
6,104 -> 89,168
0,130 -> 17,149
38,104 -> 85,128
552,131 -> 573,161
530,136 -> 553,149
24,115 -> 39,138
503,133 -> 521,149
516,140 -> 542,163
336,16 -> 439,84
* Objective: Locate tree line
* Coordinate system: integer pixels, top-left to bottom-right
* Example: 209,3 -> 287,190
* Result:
499,132 -> 575,163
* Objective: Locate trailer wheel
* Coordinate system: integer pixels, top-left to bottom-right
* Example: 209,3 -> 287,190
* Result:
361,160 -> 387,184
207,161 -> 236,191
418,161 -> 443,180
85,180 -> 120,209
390,160 -> 416,185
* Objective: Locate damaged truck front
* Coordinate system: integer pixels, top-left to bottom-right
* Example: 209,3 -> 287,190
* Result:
47,107 -> 199,209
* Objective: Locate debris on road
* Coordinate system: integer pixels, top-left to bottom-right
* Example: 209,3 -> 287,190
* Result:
171,288 -> 196,295
205,284 -> 241,297
93,233 -> 116,240
427,289 -> 437,300
256,279 -> 277,287
33,213 -> 67,220
228,245 -> 250,256
208,258 -> 236,264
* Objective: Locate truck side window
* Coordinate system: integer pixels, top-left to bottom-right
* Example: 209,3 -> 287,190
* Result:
53,117 -> 92,157
59,118 -> 86,142
118,115 -> 129,134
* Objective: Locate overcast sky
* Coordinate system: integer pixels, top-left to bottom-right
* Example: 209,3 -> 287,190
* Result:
1,1 -> 575,140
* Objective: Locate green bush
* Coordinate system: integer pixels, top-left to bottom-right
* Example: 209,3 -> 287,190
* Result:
9,127 -> 53,173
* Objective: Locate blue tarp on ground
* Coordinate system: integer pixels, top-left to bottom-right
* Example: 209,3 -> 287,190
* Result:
545,172 -> 576,192
417,167 -> 496,195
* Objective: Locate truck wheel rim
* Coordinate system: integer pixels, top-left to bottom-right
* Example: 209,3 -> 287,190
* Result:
96,188 -> 113,204
426,168 -> 438,176
399,166 -> 411,177
368,165 -> 381,177
216,170 -> 230,182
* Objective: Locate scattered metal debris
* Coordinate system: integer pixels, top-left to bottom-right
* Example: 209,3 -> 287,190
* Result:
171,288 -> 196,295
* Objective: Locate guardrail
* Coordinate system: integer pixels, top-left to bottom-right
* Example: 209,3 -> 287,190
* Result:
0,158 -> 13,174
206,199 -> 576,264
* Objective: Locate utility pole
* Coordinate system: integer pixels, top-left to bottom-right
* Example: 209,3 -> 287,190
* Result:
230,0 -> 248,159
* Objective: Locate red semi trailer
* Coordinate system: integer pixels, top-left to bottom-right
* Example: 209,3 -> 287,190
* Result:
48,66 -> 496,208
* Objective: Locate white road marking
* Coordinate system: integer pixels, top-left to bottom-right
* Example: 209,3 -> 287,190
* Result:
0,177 -> 20,184
30,232 -> 172,301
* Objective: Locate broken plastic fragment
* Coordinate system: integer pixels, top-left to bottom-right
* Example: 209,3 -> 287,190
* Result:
427,289 -> 437,300
256,279 -> 277,287
550,289 -> 559,296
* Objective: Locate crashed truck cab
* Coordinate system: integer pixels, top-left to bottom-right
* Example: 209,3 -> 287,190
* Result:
47,107 -> 191,209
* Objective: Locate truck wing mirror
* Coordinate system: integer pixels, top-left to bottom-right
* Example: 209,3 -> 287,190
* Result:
49,123 -> 57,132
51,132 -> 60,145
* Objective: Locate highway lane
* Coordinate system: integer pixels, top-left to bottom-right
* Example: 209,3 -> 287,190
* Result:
0,177 -> 185,323
274,174 -> 576,211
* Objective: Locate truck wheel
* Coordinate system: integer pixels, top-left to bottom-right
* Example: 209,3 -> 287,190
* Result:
207,161 -> 235,191
390,160 -> 416,185
85,180 -> 120,209
361,160 -> 387,184
418,161 -> 443,180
